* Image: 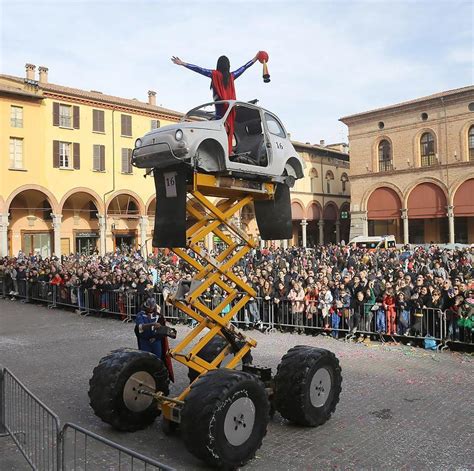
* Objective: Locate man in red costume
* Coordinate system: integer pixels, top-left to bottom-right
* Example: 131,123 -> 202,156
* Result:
171,54 -> 258,154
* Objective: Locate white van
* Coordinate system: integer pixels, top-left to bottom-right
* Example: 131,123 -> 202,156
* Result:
349,235 -> 397,250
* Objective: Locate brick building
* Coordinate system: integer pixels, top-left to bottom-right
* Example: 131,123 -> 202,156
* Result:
340,86 -> 474,244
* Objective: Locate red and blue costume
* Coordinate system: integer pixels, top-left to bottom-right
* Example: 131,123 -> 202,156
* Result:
184,60 -> 255,153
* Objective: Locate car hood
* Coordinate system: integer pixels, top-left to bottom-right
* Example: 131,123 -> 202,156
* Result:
145,120 -> 222,138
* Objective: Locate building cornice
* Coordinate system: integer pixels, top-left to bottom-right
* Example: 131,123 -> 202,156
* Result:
349,160 -> 474,180
340,86 -> 474,124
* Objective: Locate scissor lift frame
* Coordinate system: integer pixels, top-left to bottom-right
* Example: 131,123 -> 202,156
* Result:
157,172 -> 276,422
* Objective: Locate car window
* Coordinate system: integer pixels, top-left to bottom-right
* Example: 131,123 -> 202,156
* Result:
264,113 -> 286,138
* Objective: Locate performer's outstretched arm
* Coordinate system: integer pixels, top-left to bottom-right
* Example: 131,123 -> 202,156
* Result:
171,56 -> 212,78
232,55 -> 258,79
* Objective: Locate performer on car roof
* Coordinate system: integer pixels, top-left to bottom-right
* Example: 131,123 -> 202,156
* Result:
171,54 -> 258,153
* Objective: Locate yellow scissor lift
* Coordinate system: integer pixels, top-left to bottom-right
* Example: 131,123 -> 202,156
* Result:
161,172 -> 272,415
89,171 -> 342,470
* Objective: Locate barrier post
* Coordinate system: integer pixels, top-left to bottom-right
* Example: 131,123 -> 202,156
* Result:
0,368 -> 6,435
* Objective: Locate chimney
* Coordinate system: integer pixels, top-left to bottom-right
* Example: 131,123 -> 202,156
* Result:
320,139 -> 325,146
38,66 -> 48,84
25,63 -> 36,80
148,90 -> 156,106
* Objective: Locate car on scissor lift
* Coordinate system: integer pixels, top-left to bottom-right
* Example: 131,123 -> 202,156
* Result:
132,100 -> 305,187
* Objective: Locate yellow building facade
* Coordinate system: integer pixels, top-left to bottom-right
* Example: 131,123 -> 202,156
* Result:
1,64 -> 350,257
1,64 -> 182,257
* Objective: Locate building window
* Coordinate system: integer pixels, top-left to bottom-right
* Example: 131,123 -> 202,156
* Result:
151,119 -> 161,130
378,139 -> 393,171
11,106 -> 23,128
309,168 -> 318,193
325,170 -> 334,194
468,125 -> 474,162
9,137 -> 23,169
121,148 -> 133,174
121,114 -> 132,137
93,109 -> 105,133
420,132 -> 436,166
59,142 -> 71,168
341,173 -> 349,193
59,104 -> 72,128
93,144 -> 105,171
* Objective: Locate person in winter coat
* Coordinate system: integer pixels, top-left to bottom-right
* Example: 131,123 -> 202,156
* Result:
288,281 -> 305,334
383,287 -> 397,336
396,291 -> 410,335
318,285 -> 334,332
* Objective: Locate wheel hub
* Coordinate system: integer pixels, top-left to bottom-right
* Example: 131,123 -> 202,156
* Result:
123,371 -> 156,412
223,397 -> 256,446
309,367 -> 332,408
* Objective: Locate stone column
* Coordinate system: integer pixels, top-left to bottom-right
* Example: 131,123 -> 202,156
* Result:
401,209 -> 409,245
206,232 -> 214,252
139,216 -> 149,257
51,214 -> 62,257
301,219 -> 308,247
0,213 -> 9,257
348,211 -> 368,240
447,205 -> 455,244
335,220 -> 341,244
318,220 -> 324,244
282,239 -> 288,249
98,216 -> 106,255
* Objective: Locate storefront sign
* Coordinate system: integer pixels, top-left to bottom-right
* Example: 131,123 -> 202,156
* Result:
76,232 -> 99,238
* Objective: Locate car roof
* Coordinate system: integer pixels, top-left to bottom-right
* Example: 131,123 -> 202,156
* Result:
189,100 -> 275,115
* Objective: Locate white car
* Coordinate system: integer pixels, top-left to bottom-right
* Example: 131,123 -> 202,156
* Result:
132,100 -> 305,187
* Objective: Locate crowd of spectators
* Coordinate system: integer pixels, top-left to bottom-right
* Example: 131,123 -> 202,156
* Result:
1,243 -> 473,345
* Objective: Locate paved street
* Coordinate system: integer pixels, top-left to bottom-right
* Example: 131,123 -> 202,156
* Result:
0,300 -> 473,470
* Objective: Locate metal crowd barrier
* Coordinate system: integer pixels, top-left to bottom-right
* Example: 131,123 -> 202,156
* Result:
0,368 -> 175,471
61,423 -> 174,471
1,278 -> 472,348
0,368 -> 61,470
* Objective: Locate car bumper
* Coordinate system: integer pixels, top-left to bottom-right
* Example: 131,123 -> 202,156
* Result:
131,142 -> 189,169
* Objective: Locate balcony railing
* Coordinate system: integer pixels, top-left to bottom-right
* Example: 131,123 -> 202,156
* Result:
421,154 -> 437,167
378,160 -> 393,172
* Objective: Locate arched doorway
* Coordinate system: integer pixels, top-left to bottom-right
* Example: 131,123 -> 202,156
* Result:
367,187 -> 402,240
306,202 -> 321,246
61,191 -> 102,255
323,202 -> 338,244
291,201 -> 305,246
407,182 -> 448,244
7,189 -> 57,257
106,193 -> 142,251
454,178 -> 474,243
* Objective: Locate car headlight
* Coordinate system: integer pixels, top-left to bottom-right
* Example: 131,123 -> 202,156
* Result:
175,129 -> 183,141
134,138 -> 142,148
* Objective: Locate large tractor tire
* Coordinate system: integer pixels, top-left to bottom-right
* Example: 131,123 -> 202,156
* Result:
274,346 -> 342,426
187,336 -> 253,383
181,369 -> 269,469
89,349 -> 169,432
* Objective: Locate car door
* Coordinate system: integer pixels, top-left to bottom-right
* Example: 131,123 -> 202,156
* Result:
263,112 -> 287,176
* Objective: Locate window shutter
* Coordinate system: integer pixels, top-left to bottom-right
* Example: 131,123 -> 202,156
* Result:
92,110 -> 98,132
93,145 -> 99,170
100,145 -> 105,171
128,116 -> 132,136
121,115 -> 126,135
99,110 -> 104,132
121,148 -> 127,173
128,149 -> 133,174
73,106 -> 80,129
73,143 -> 80,169
53,103 -> 60,126
53,140 -> 60,167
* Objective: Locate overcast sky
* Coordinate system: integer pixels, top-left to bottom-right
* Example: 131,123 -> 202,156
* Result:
1,0 -> 472,143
